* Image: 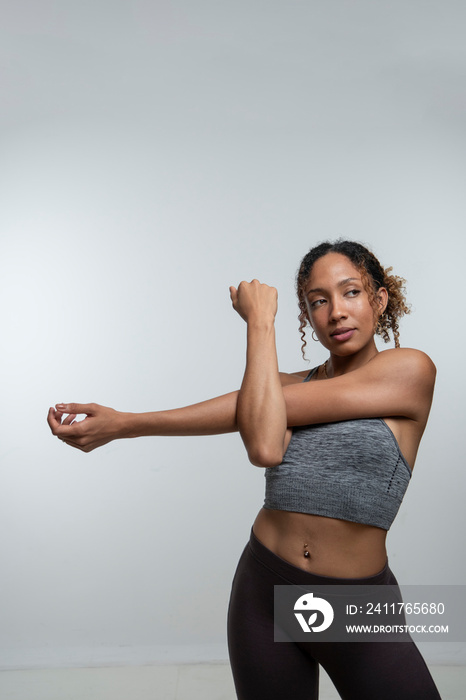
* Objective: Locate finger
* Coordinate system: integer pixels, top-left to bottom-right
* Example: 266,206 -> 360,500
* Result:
229,286 -> 238,304
55,403 -> 94,415
61,436 -> 108,453
60,439 -> 86,452
47,406 -> 61,432
48,407 -> 69,430
49,417 -> 83,439
62,413 -> 77,426
61,437 -> 85,450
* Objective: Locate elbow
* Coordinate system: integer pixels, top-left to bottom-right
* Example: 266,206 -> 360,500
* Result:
247,446 -> 284,469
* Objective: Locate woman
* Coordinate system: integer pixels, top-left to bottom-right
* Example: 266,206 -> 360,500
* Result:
48,240 -> 441,699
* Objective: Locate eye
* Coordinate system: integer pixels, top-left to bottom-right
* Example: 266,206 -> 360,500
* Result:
310,298 -> 326,308
345,289 -> 361,298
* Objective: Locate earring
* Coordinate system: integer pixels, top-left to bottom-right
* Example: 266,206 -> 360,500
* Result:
312,330 -> 319,342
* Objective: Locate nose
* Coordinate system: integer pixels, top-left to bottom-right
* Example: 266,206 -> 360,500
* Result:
329,296 -> 348,323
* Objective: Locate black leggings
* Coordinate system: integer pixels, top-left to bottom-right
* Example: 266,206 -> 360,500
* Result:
227,529 -> 442,700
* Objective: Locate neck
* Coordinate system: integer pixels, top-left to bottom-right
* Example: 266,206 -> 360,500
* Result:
326,340 -> 378,378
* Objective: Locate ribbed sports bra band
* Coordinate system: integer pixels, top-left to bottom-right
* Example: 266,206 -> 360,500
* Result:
264,367 -> 412,531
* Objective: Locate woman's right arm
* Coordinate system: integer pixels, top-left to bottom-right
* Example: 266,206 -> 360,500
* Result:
47,373 -> 306,453
47,391 -> 240,453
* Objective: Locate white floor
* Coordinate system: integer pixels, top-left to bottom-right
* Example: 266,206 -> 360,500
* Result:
0,664 -> 464,700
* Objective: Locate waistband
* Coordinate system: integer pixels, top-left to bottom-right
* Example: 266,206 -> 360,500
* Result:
248,527 -> 393,586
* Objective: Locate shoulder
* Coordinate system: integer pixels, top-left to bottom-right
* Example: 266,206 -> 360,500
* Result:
370,348 -> 436,386
365,349 -> 436,416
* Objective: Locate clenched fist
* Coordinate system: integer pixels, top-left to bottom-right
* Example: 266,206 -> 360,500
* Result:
229,279 -> 278,324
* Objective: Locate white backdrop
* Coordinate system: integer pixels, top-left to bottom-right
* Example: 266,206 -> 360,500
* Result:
1,0 -> 465,669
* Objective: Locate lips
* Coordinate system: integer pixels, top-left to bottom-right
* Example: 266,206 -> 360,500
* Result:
331,327 -> 355,342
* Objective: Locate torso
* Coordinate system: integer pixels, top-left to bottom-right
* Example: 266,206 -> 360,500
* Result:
252,508 -> 389,577
255,367 -> 424,578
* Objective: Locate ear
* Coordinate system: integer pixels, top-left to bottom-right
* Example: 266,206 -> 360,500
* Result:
377,287 -> 388,315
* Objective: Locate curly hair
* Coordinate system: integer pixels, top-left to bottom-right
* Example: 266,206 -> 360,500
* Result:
296,240 -> 410,358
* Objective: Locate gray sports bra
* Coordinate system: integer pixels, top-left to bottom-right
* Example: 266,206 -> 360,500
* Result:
263,367 -> 412,530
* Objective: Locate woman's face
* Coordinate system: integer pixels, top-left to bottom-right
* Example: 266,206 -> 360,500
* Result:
304,252 -> 387,357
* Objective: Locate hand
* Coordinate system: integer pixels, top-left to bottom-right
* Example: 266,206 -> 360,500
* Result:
229,279 -> 278,324
47,403 -> 126,453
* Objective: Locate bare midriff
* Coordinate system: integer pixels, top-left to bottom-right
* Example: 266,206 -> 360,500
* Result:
252,507 -> 388,578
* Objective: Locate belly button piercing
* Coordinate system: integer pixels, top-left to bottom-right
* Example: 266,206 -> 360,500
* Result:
303,544 -> 310,559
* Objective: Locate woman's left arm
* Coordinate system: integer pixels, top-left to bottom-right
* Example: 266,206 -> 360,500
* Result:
230,280 -> 289,468
283,349 -> 436,427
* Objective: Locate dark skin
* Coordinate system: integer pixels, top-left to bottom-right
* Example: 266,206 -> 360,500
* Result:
48,252 -> 436,577
236,253 -> 434,576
